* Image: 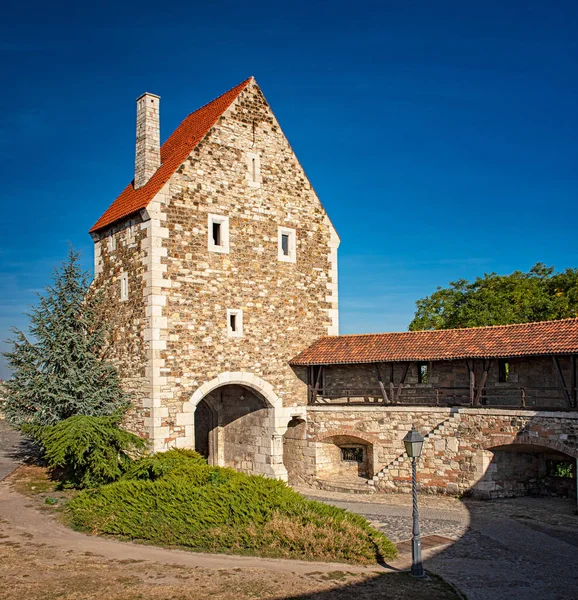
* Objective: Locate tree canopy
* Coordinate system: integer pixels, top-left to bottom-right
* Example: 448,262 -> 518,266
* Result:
1,249 -> 128,427
409,263 -> 578,331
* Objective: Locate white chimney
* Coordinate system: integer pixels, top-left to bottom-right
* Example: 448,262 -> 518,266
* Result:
134,92 -> 160,189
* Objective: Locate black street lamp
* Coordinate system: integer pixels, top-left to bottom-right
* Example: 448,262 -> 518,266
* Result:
403,425 -> 426,578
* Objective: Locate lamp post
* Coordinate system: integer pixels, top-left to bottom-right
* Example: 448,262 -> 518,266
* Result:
403,425 -> 425,578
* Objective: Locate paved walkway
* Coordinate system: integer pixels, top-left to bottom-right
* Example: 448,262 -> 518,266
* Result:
0,420 -> 23,481
302,487 -> 578,600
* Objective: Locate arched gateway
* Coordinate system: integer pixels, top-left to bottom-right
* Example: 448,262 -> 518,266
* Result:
180,372 -> 288,481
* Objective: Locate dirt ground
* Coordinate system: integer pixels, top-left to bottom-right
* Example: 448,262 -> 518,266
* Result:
0,466 -> 461,600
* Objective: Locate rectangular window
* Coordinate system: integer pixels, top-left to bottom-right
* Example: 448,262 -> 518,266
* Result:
498,359 -> 510,382
227,309 -> 243,338
120,273 -> 129,302
341,447 -> 364,463
417,362 -> 429,384
278,227 -> 296,262
208,214 -> 229,253
107,233 -> 116,252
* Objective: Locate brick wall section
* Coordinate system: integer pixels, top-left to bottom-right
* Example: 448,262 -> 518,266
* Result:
305,406 -> 578,496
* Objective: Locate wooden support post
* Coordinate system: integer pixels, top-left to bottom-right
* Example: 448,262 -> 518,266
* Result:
474,359 -> 491,406
570,354 -> 578,408
312,365 -> 324,404
466,360 -> 475,406
389,363 -> 395,404
553,356 -> 573,408
375,363 -> 389,403
395,362 -> 410,402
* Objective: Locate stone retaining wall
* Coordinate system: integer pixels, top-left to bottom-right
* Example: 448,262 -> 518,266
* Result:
302,406 -> 578,496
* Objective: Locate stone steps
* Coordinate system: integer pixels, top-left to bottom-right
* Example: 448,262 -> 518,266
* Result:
315,477 -> 376,495
371,409 -> 463,485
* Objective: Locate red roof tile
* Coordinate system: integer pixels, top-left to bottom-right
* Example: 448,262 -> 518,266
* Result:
289,319 -> 578,365
90,78 -> 253,233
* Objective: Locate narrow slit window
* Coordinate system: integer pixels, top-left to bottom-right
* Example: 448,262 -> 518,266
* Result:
246,152 -> 260,188
498,359 -> 510,383
208,214 -> 229,253
418,362 -> 429,384
278,227 -> 296,262
227,309 -> 243,338
120,273 -> 129,302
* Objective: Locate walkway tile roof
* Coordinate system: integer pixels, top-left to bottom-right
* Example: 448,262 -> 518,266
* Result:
90,77 -> 252,233
289,318 -> 578,365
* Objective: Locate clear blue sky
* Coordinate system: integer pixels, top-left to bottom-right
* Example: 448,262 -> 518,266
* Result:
1,0 -> 577,378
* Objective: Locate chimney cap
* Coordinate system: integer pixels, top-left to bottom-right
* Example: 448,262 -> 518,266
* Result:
136,92 -> 161,101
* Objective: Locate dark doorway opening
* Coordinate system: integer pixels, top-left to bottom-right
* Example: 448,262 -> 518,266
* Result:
194,399 -> 213,460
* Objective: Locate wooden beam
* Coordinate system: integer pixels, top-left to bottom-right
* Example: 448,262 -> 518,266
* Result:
570,354 -> 578,408
389,363 -> 395,404
474,359 -> 492,406
553,356 -> 573,408
312,365 -> 324,404
375,363 -> 389,403
395,362 -> 411,402
466,359 -> 475,406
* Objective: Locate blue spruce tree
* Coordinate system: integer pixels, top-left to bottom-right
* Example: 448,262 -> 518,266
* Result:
2,249 -> 128,426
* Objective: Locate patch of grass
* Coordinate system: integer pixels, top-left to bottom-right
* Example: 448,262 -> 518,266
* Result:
10,466 -> 57,496
68,450 -> 397,564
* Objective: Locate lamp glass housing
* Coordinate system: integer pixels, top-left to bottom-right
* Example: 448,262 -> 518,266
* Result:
403,427 -> 425,458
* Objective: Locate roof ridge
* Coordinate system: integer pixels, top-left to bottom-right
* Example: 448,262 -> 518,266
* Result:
322,317 -> 578,339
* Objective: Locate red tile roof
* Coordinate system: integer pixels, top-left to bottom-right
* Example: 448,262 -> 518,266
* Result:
90,78 -> 253,233
289,319 -> 578,365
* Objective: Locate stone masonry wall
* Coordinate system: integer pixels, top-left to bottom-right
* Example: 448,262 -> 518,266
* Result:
149,79 -> 339,449
303,406 -> 578,496
91,215 -> 150,438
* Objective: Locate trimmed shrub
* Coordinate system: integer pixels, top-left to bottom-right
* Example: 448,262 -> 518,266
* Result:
69,451 -> 397,564
26,414 -> 147,488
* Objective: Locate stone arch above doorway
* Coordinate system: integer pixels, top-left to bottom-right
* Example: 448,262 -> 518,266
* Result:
183,372 -> 283,413
179,372 -> 288,481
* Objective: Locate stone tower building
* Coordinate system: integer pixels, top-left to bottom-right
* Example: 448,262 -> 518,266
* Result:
90,77 -> 340,480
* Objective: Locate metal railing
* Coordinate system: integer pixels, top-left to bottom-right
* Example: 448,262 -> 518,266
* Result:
310,385 -> 578,410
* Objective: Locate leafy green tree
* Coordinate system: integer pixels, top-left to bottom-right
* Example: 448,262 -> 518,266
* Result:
410,263 -> 578,330
2,249 -> 128,427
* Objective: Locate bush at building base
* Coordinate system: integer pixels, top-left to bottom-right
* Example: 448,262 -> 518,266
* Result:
68,449 -> 397,564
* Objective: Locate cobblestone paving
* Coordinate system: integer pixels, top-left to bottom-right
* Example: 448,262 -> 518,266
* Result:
301,487 -> 578,600
301,488 -> 470,543
365,514 -> 467,542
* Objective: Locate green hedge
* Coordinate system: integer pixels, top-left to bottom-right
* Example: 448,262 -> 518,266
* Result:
69,450 -> 396,564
